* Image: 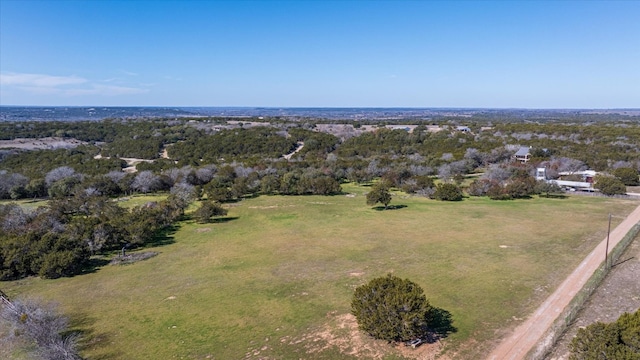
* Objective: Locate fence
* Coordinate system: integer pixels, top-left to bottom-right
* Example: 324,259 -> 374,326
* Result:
569,191 -> 636,200
0,288 -> 16,312
526,222 -> 640,359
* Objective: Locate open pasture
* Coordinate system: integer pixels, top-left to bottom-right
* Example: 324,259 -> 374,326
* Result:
3,186 -> 638,359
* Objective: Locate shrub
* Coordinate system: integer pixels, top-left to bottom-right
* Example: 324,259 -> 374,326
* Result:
433,183 -> 463,201
1,299 -> 82,360
569,309 -> 640,360
468,178 -> 494,197
504,177 -> 536,199
535,180 -> 564,197
193,201 -> 228,223
351,274 -> 432,342
595,175 -> 627,196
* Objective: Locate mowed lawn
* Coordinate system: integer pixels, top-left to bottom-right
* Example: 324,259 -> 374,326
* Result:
3,186 -> 639,359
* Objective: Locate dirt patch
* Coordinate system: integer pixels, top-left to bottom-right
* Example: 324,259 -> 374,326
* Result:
545,236 -> 640,359
248,205 -> 296,209
276,312 -> 444,360
196,228 -> 211,233
0,137 -> 87,150
280,312 -> 388,359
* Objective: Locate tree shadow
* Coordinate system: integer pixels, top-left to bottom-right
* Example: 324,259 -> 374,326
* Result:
217,198 -> 243,204
68,312 -> 124,360
612,256 -> 635,268
424,307 -> 457,343
321,190 -> 348,196
146,224 -> 178,247
372,204 -> 407,211
539,193 -> 567,199
79,257 -> 110,275
211,216 -> 239,224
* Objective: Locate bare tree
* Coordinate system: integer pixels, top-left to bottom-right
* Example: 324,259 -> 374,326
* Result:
438,161 -> 467,182
0,171 -> 29,199
1,299 -> 81,360
483,147 -> 514,165
554,157 -> 587,173
441,153 -> 454,161
610,160 -> 633,170
131,171 -> 161,193
464,148 -> 483,168
409,164 -> 434,176
45,167 -> 79,186
162,168 -> 183,185
366,159 -> 387,178
482,164 -> 512,182
170,182 -> 197,206
104,170 -> 127,184
234,165 -> 254,178
0,203 -> 30,233
195,165 -> 216,184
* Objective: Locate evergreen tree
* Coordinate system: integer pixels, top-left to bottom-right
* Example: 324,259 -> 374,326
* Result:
351,274 -> 433,342
433,183 -> 463,201
569,309 -> 640,360
193,201 -> 228,223
613,167 -> 639,186
595,175 -> 627,196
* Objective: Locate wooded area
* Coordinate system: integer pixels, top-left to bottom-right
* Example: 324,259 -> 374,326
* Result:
1,116 -> 639,281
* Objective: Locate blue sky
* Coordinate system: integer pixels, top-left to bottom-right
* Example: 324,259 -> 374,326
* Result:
1,0 -> 639,108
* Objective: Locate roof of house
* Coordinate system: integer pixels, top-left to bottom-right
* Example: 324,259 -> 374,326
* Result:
514,147 -> 531,157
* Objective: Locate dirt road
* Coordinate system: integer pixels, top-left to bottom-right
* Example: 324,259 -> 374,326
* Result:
546,233 -> 640,359
487,204 -> 640,360
283,141 -> 304,160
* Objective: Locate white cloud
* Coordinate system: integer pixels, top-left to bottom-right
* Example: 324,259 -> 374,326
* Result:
1,71 -> 148,98
66,84 -> 148,96
0,72 -> 87,87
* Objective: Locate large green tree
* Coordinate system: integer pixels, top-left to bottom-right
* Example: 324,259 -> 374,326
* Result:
569,309 -> 640,360
613,167 -> 640,186
595,175 -> 627,196
366,181 -> 392,209
351,274 -> 432,342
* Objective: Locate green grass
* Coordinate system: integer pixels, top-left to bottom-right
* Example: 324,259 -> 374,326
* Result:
2,186 -> 638,359
0,198 -> 49,211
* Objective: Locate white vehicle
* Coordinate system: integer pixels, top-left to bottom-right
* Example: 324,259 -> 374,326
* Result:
406,338 -> 423,348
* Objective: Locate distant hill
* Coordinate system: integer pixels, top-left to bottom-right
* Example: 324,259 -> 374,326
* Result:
1,106 -> 638,122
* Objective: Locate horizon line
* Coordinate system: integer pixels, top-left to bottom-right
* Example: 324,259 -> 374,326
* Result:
1,105 -> 639,111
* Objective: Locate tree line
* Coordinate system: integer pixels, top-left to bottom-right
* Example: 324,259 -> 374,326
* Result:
1,118 -> 638,281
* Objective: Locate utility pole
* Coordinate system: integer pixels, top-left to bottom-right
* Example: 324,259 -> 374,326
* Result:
605,213 -> 612,269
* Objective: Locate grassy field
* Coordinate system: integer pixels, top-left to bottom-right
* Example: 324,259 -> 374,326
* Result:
2,185 -> 639,359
